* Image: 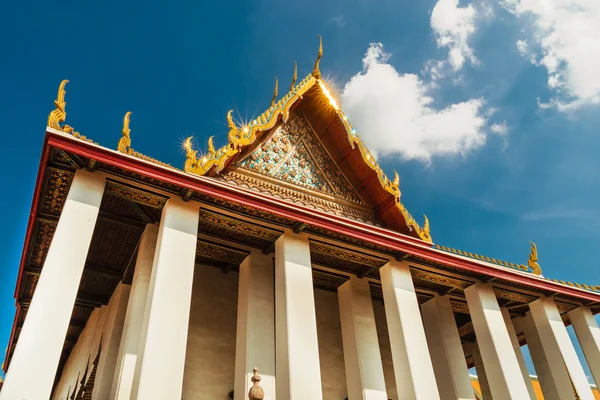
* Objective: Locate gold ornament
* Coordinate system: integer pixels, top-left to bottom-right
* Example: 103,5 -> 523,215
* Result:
528,241 -> 542,275
312,35 -> 323,79
118,111 -> 132,153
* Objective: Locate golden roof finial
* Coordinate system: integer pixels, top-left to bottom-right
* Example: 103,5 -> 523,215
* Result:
248,367 -> 264,400
207,135 -> 215,153
118,111 -> 132,153
183,136 -> 198,172
290,61 -> 297,91
423,215 -> 430,237
270,77 -> 278,108
312,35 -> 323,80
393,170 -> 400,188
48,80 -> 69,129
227,110 -> 236,130
528,241 -> 542,275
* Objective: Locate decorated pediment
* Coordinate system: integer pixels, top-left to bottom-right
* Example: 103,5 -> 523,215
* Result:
180,37 -> 431,240
223,113 -> 378,224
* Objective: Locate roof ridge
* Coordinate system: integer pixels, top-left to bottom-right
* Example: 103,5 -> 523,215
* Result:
435,244 -> 600,294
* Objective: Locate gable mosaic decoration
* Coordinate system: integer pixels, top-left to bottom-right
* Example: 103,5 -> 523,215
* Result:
237,114 -> 365,203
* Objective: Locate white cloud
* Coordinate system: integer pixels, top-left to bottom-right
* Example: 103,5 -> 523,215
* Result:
490,121 -> 509,134
502,0 -> 600,110
341,43 -> 489,163
431,0 -> 479,71
516,39 -> 528,56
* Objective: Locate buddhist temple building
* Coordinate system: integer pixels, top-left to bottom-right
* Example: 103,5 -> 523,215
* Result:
2,39 -> 600,400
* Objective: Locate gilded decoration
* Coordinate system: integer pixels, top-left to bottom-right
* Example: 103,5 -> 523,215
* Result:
51,149 -> 79,169
196,240 -> 249,265
181,38 -> 430,241
312,269 -> 349,290
197,209 -> 281,249
492,288 -> 537,304
47,80 -> 94,143
238,114 -> 365,205
29,219 -> 57,267
528,241 -> 542,275
104,180 -> 168,209
451,300 -> 470,314
40,167 -> 74,216
193,192 -> 294,226
410,268 -> 467,291
310,241 -> 386,273
221,171 -> 376,223
116,112 -> 176,170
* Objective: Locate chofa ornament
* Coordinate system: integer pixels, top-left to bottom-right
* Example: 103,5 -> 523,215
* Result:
528,241 -> 542,275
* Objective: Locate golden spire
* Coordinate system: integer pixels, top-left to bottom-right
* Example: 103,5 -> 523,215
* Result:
118,111 -> 132,153
290,61 -> 297,91
48,80 -> 69,129
248,367 -> 264,400
312,35 -> 323,80
270,77 -> 278,108
528,241 -> 542,275
207,135 -> 215,153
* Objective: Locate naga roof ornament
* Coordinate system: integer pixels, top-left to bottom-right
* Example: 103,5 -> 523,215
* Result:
47,80 -> 90,142
528,241 -> 542,275
117,111 -> 132,153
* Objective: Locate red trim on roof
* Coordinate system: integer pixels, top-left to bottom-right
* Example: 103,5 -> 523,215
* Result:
45,132 -> 600,302
14,134 -> 51,300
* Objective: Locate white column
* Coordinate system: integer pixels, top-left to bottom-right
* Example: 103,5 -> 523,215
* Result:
464,283 -> 530,399
234,251 -> 276,400
0,170 -> 105,400
338,276 -> 387,400
132,198 -> 200,400
466,342 -> 494,400
111,223 -> 158,399
501,308 -> 536,400
568,306 -> 600,387
517,313 -> 563,400
421,295 -> 473,400
529,297 -> 594,400
275,232 -> 323,400
95,283 -> 131,400
380,260 -> 440,400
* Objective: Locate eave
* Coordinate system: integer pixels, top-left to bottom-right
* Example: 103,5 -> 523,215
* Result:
32,130 -> 600,302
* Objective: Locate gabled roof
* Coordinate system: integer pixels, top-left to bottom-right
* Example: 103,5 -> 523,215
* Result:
38,39 -> 600,297
182,67 -> 431,242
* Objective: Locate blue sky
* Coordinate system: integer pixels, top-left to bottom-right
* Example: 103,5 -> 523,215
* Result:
1,0 -> 599,383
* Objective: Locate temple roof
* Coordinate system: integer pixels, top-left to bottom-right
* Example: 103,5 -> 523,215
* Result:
182,72 -> 431,242
39,38 -> 600,298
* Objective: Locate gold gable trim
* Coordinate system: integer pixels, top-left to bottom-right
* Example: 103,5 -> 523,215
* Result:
183,73 -> 431,242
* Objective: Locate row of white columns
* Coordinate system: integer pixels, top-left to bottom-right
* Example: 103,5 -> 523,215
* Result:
2,169 -> 600,400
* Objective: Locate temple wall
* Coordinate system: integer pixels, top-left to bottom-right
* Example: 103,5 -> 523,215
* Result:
182,265 -> 239,400
315,289 -> 348,399
374,299 -> 399,400
51,283 -> 130,400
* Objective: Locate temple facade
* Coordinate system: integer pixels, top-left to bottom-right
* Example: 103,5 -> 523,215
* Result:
1,41 -> 600,400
